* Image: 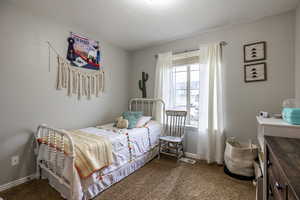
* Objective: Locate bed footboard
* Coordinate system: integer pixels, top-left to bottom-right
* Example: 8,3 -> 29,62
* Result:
35,124 -> 75,200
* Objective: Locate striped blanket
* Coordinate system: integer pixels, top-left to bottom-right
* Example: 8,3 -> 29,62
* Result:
38,129 -> 113,179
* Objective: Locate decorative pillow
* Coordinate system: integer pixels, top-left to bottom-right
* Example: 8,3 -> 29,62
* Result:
136,116 -> 152,128
114,116 -> 129,129
122,111 -> 143,129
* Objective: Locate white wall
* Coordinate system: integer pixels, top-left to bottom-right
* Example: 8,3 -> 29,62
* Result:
0,1 -> 296,186
0,2 -> 131,185
295,6 -> 300,99
130,12 -> 295,154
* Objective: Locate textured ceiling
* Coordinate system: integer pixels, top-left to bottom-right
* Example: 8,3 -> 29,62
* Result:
7,0 -> 299,50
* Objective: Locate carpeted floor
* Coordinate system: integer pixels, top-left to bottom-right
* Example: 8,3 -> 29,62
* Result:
0,157 -> 255,200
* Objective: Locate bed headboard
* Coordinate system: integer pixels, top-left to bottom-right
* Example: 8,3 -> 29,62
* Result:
129,98 -> 165,122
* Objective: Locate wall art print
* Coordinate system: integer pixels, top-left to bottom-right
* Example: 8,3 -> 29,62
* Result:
244,62 -> 267,83
67,32 -> 101,70
243,41 -> 266,63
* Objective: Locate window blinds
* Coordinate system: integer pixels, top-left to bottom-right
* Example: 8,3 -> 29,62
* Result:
172,50 -> 200,66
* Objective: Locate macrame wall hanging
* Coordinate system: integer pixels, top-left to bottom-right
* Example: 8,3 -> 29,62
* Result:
56,56 -> 104,99
47,32 -> 105,100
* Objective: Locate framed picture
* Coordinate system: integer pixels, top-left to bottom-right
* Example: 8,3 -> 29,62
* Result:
244,62 -> 266,83
244,41 -> 266,63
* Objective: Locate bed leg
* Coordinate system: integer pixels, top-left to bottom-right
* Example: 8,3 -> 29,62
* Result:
36,161 -> 41,179
38,166 -> 42,179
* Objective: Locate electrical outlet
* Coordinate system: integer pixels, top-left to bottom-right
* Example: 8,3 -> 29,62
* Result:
11,155 -> 19,166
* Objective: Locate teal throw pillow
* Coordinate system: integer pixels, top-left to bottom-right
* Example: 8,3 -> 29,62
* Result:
122,111 -> 143,129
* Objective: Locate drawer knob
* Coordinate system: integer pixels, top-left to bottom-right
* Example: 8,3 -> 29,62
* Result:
267,160 -> 272,167
275,182 -> 283,190
268,186 -> 273,196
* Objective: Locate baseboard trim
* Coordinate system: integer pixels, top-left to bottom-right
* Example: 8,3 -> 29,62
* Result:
0,174 -> 36,192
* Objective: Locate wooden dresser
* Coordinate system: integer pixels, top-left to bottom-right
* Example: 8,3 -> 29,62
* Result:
264,136 -> 300,200
256,117 -> 300,200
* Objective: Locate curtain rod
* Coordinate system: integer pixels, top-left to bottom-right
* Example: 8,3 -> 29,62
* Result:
154,41 -> 227,58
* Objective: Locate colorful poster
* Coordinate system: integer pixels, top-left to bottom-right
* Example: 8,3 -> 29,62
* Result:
66,32 -> 101,70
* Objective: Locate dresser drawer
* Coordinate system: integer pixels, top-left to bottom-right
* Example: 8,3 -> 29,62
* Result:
268,168 -> 286,200
267,148 -> 287,200
264,136 -> 300,200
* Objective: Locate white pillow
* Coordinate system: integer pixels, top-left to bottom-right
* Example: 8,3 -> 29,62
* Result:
136,116 -> 152,128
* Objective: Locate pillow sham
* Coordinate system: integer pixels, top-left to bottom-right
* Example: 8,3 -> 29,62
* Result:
136,116 -> 152,128
122,111 -> 143,129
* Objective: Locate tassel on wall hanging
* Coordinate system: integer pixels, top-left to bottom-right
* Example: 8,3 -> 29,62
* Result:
56,56 -> 104,99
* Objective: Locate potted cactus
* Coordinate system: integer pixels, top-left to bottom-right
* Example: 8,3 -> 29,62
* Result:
139,72 -> 149,98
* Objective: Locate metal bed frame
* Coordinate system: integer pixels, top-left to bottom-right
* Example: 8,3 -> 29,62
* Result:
34,98 -> 165,200
129,98 -> 165,124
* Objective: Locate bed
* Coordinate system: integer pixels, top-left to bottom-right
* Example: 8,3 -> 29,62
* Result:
34,98 -> 165,200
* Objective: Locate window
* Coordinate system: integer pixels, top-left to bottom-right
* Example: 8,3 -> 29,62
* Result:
171,63 -> 200,126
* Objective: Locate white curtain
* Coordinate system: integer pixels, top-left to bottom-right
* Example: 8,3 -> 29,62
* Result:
154,52 -> 173,123
197,43 -> 225,164
154,47 -> 225,164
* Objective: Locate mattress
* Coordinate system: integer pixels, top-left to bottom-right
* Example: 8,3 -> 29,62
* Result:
37,121 -> 162,200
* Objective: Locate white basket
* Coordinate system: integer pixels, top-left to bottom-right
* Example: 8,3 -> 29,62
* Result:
224,138 -> 258,177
